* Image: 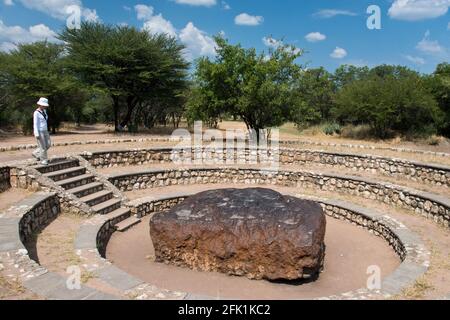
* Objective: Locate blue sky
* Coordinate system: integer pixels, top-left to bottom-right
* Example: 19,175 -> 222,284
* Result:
1,0 -> 449,73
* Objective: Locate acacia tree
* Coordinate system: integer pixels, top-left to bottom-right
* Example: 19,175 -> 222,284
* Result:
190,36 -> 304,141
0,41 -> 84,133
60,22 -> 189,132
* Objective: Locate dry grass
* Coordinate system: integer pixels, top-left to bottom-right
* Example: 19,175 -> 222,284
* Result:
399,277 -> 435,300
36,212 -> 86,273
81,271 -> 97,284
0,275 -> 26,299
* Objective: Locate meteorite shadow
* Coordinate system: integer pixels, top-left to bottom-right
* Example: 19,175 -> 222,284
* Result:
267,271 -> 320,286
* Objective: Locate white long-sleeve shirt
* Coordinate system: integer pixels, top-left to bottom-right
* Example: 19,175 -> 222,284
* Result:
33,109 -> 48,137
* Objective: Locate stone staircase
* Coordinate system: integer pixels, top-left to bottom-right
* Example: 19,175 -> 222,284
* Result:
34,158 -> 141,231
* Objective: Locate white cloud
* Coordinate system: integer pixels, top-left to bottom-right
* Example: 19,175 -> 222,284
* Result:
305,32 -> 326,43
143,14 -> 177,38
404,55 -> 426,65
0,19 -> 58,51
235,13 -> 264,26
416,31 -> 446,55
330,47 -> 347,59
262,36 -> 281,48
222,1 -> 230,10
262,36 -> 301,55
174,0 -> 216,6
135,4 -> 154,21
0,42 -> 16,51
83,8 -> 99,22
314,9 -> 357,18
179,22 -> 216,60
388,0 -> 450,21
3,0 -> 14,6
17,0 -> 99,22
135,5 -> 176,38
134,5 -> 215,61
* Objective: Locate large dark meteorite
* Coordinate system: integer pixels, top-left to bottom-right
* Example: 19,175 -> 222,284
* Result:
150,188 -> 326,281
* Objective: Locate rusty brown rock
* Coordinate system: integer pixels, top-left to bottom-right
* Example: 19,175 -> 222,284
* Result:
150,188 -> 326,281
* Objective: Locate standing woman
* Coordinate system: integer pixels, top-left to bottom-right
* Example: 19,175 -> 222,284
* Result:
32,97 -> 51,165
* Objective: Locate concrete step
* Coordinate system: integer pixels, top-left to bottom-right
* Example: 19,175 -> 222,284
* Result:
43,166 -> 86,182
71,182 -> 104,198
57,174 -> 96,190
106,207 -> 132,221
34,159 -> 79,174
115,217 -> 141,232
80,190 -> 113,207
92,198 -> 122,215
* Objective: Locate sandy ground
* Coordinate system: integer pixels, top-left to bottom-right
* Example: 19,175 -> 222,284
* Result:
0,188 -> 33,212
107,216 -> 399,300
31,213 -> 131,298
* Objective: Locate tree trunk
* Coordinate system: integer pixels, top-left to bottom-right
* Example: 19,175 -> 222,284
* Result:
112,96 -> 120,132
120,97 -> 137,129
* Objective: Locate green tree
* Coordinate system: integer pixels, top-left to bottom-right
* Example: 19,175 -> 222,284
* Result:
333,64 -> 370,89
333,71 -> 441,138
191,36 -> 304,141
426,63 -> 450,136
0,41 -> 85,134
295,67 -> 336,122
60,22 -> 189,132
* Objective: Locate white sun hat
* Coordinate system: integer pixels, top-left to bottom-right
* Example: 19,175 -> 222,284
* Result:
37,97 -> 49,107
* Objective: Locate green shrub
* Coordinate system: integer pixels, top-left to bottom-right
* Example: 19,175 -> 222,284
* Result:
333,73 -> 441,139
21,115 -> 33,136
323,122 -> 342,136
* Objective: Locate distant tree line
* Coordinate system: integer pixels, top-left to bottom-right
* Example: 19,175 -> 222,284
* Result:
0,22 -> 448,140
188,37 -> 449,139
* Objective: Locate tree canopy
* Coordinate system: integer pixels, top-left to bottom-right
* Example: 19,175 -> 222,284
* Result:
59,22 -> 189,131
0,41 -> 85,133
189,36 -> 303,141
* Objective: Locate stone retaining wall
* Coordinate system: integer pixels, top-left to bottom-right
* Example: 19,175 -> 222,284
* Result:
0,166 -> 10,192
96,213 -> 131,257
0,192 -> 116,300
110,167 -> 450,228
83,147 -> 450,187
18,194 -> 60,244
0,192 -> 60,273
